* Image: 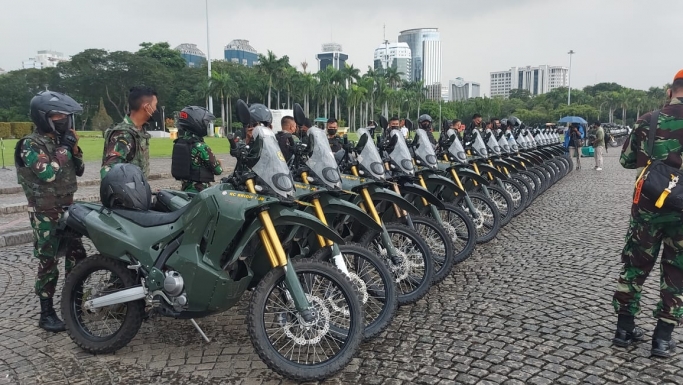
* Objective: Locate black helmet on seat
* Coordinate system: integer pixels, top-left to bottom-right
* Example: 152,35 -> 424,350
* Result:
177,106 -> 215,137
100,164 -> 152,211
248,103 -> 272,126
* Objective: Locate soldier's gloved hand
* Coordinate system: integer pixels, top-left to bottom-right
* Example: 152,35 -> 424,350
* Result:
59,131 -> 78,152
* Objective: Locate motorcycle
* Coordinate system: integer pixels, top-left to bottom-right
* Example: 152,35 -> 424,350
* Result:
57,100 -> 365,382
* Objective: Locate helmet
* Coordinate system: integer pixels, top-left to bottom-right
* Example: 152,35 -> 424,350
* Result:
100,164 -> 152,211
248,103 -> 272,126
177,106 -> 215,137
30,91 -> 83,134
508,116 -> 522,127
500,118 -> 508,127
418,114 -> 433,124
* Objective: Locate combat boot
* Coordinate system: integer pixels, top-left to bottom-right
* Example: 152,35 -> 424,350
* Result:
612,314 -> 644,347
39,298 -> 66,332
651,320 -> 676,358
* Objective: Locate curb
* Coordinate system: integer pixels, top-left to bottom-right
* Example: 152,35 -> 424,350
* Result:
0,172 -> 172,195
0,229 -> 33,248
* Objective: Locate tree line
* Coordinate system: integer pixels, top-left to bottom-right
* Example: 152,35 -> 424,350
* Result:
0,42 -> 672,131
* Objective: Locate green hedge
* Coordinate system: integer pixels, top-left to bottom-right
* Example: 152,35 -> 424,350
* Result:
0,122 -> 10,139
11,122 -> 33,138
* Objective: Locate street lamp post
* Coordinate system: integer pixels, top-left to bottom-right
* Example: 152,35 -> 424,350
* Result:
205,0 -> 213,136
567,50 -> 575,105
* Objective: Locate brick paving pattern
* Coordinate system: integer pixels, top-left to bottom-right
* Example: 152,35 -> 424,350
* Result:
0,151 -> 681,385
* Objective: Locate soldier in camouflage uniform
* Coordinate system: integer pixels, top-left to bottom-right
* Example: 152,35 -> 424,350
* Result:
170,106 -> 222,192
101,86 -> 157,179
15,91 -> 86,332
611,70 -> 683,357
326,118 -> 343,152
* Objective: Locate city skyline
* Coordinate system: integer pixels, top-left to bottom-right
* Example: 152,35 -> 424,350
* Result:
1,0 -> 681,96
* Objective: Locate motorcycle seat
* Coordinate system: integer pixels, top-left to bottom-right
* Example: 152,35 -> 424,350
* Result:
112,204 -> 190,228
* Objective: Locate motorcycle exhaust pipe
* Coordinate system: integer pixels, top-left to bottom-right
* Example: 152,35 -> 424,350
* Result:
84,286 -> 146,310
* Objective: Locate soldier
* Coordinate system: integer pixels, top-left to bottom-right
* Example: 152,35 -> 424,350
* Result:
101,86 -> 157,178
418,114 -> 438,147
611,70 -> 683,358
171,106 -> 223,192
15,91 -> 86,332
327,118 -> 343,152
276,115 -> 297,162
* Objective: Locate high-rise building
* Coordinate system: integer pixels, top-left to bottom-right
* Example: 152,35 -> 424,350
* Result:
22,50 -> 69,69
224,39 -> 259,67
317,43 -> 348,71
490,65 -> 569,98
174,43 -> 206,68
398,28 -> 441,100
373,41 -> 411,81
449,78 -> 481,101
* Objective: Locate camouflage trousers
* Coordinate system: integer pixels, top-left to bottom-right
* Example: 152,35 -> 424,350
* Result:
29,211 -> 86,299
612,205 -> 683,325
181,181 -> 209,193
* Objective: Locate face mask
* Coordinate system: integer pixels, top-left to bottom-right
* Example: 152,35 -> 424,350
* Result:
421,123 -> 431,130
52,117 -> 70,134
327,129 -> 337,136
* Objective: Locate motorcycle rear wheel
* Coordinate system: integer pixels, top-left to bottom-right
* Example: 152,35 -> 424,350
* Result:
61,255 -> 145,354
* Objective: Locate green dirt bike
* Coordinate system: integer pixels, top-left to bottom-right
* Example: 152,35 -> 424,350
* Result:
335,127 -> 434,305
56,102 -> 364,382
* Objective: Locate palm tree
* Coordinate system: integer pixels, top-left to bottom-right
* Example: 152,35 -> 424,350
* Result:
257,50 -> 285,109
315,67 -> 336,118
210,70 -> 236,133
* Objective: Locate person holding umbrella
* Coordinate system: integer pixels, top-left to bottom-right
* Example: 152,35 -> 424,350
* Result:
561,116 -> 587,170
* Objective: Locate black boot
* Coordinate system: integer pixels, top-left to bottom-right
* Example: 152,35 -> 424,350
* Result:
651,320 -> 676,358
612,314 -> 644,347
39,298 -> 66,332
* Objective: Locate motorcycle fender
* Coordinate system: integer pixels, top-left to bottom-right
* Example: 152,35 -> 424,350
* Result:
317,194 -> 382,232
364,184 -> 420,215
505,158 -> 526,170
454,167 -> 490,186
475,163 -> 508,181
425,174 -> 467,198
401,181 -> 445,209
226,205 -> 346,267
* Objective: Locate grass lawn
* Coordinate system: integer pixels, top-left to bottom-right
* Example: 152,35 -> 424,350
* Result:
0,131 -> 232,167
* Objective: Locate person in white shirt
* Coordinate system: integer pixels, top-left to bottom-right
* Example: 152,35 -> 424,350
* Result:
399,119 -> 409,138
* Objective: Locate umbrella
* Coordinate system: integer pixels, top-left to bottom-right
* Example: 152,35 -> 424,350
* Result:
558,116 -> 587,124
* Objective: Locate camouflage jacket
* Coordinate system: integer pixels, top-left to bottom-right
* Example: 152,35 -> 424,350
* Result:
15,131 -> 84,212
620,97 -> 683,171
101,116 -> 151,178
180,132 -> 222,192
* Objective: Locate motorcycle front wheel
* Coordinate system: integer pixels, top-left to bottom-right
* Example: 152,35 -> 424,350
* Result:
311,243 -> 398,340
249,258 -> 363,382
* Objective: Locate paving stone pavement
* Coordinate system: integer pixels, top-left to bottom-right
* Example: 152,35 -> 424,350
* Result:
0,150 -> 682,385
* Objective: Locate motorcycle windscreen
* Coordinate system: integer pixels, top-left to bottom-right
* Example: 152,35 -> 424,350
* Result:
306,127 -> 342,189
388,130 -> 414,174
498,135 -> 511,154
356,128 -> 386,179
414,128 -> 438,169
251,126 -> 295,197
447,131 -> 468,164
506,131 -> 520,152
470,130 -> 489,158
485,129 -> 502,156
525,132 -> 537,148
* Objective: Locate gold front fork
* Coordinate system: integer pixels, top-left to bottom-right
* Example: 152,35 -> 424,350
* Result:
443,154 -> 465,194
300,172 -> 333,248
246,179 -> 288,268
351,165 -> 383,224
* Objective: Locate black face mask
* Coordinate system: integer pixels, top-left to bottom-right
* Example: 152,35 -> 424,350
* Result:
420,123 -> 431,130
327,129 -> 337,136
53,117 -> 71,134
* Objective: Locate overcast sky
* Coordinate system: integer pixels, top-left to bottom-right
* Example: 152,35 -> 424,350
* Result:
1,0 -> 681,96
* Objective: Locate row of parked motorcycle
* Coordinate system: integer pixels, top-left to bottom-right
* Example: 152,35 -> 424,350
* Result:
54,100 -> 574,381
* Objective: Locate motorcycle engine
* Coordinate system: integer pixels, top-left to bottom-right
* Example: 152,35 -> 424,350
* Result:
163,271 -> 184,296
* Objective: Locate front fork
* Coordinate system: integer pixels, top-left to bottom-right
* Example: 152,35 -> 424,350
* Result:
301,172 -> 350,276
351,166 -> 403,265
245,179 -> 313,321
442,155 -> 479,219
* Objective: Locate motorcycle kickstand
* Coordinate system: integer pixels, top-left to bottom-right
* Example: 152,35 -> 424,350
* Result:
190,318 -> 211,343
